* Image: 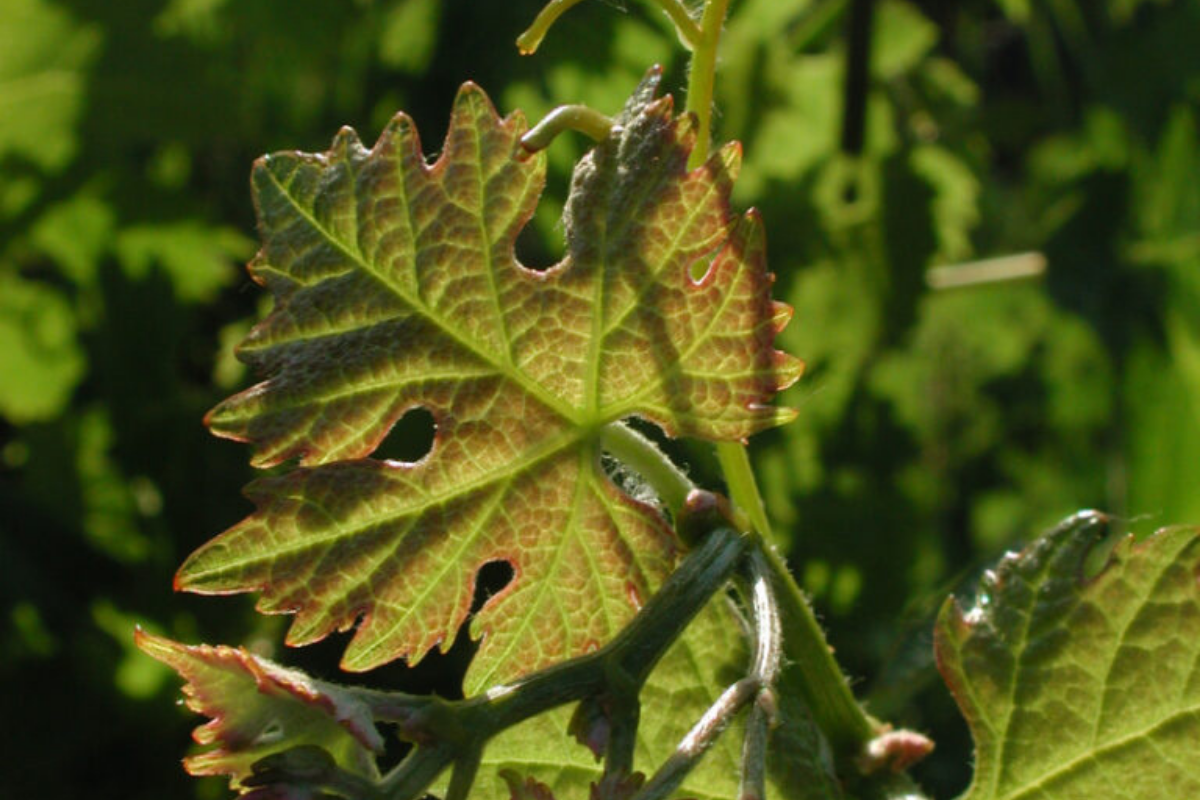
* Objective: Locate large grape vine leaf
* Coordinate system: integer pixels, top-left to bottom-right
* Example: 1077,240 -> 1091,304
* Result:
134,630 -> 382,789
935,512 -> 1200,800
178,69 -> 800,692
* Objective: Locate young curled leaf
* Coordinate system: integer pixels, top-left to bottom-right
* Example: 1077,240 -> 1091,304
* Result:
135,630 -> 381,789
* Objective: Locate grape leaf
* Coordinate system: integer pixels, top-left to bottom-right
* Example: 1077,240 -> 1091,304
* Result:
178,69 -> 800,691
935,512 -> 1200,800
134,630 -> 382,789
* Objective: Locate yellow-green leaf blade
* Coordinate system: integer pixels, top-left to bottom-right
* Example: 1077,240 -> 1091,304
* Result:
185,71 -> 798,690
936,513 -> 1200,800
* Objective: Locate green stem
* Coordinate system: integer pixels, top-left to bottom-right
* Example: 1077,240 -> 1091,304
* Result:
674,0 -> 875,757
521,105 -> 614,153
443,747 -> 481,800
605,420 -> 876,752
600,422 -> 695,517
714,441 -> 772,542
516,0 -> 589,54
684,0 -> 731,169
649,0 -> 703,49
759,539 -> 876,751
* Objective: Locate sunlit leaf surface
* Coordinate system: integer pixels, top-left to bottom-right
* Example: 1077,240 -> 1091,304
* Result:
179,71 -> 799,691
936,513 -> 1200,800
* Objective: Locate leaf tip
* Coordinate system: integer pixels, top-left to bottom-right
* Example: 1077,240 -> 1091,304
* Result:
772,352 -> 805,391
709,140 -> 742,182
133,626 -> 167,659
770,300 -> 794,334
453,80 -> 502,123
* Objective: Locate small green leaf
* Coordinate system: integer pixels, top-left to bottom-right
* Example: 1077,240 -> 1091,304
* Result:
135,630 -> 382,789
181,70 -> 799,691
936,512 -> 1200,800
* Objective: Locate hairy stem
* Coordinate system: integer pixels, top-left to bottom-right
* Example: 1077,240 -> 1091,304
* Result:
759,539 -> 875,751
684,0 -> 731,169
606,418 -> 875,751
673,0 -> 877,759
715,441 -> 772,543
601,422 -> 695,517
737,550 -> 782,800
649,0 -> 703,49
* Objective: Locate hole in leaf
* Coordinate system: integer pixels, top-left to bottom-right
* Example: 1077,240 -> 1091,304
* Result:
689,242 -> 723,283
515,218 -> 560,272
256,720 -> 284,745
373,723 -> 412,773
471,560 -> 515,614
515,162 -> 569,272
374,407 -> 436,463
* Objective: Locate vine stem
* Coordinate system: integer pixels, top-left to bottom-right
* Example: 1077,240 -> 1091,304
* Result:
602,421 -> 875,752
520,105 -> 614,153
651,0 -> 703,49
518,0 -> 701,55
600,423 -> 693,515
633,678 -> 762,800
678,0 -> 877,756
684,0 -> 731,171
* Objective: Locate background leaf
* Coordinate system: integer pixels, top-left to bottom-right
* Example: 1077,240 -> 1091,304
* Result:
936,513 -> 1200,799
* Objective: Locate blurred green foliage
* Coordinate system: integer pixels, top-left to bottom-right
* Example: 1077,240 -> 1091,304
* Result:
2,1 -> 1198,798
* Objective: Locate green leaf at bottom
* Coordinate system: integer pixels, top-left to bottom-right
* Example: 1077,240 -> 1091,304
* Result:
936,512 -> 1200,800
463,598 -> 843,800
